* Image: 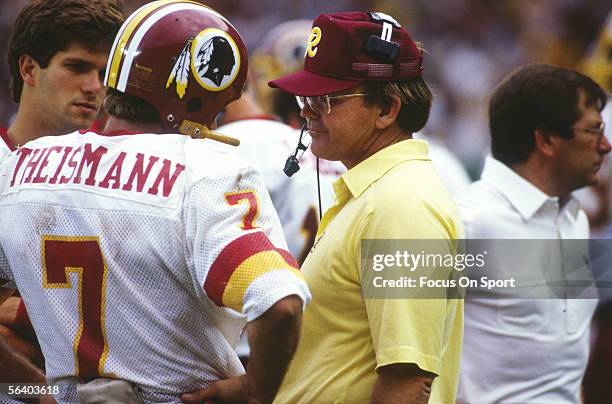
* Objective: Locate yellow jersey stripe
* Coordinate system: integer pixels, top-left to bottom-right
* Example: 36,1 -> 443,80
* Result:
222,251 -> 304,313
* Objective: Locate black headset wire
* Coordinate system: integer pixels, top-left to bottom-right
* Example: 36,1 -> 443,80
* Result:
284,122 -> 323,221
316,158 -> 322,221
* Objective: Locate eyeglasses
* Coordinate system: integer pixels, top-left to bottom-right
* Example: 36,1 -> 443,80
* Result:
295,93 -> 368,114
572,122 -> 606,139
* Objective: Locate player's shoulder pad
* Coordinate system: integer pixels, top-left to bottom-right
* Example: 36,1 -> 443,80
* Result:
218,119 -> 295,149
181,136 -> 259,184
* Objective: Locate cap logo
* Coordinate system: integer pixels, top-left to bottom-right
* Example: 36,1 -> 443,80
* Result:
166,28 -> 241,99
306,26 -> 322,58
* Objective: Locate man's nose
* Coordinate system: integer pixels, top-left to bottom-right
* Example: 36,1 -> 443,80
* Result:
599,134 -> 612,155
82,70 -> 103,95
300,102 -> 320,119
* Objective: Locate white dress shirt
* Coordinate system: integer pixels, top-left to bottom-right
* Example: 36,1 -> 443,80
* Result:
457,156 -> 597,403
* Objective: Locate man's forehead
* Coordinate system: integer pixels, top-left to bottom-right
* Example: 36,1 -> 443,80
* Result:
55,41 -> 110,60
577,87 -> 605,112
50,41 -> 110,66
575,100 -> 603,127
328,85 -> 365,97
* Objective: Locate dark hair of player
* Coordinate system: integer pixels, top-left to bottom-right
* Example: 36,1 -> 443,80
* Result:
7,0 -> 125,103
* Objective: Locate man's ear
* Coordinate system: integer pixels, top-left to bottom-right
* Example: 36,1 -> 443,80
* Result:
18,55 -> 38,87
375,94 -> 401,130
534,128 -> 557,157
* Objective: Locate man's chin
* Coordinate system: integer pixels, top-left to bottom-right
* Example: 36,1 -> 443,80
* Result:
310,141 -> 333,161
67,117 -> 98,132
584,174 -> 600,188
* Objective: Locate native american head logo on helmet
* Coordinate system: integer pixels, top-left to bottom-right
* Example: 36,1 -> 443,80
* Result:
196,35 -> 236,86
166,28 -> 241,100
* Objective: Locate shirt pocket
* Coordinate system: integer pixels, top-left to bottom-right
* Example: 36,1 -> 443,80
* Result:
495,298 -> 552,335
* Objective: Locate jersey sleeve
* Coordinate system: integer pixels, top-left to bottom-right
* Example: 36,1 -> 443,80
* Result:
0,241 -> 14,288
184,165 -> 311,321
0,146 -> 15,287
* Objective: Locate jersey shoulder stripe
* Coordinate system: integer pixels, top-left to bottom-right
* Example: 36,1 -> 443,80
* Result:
204,231 -> 300,311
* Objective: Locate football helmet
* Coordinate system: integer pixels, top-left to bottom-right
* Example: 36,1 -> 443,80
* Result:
250,20 -> 312,115
104,0 -> 247,138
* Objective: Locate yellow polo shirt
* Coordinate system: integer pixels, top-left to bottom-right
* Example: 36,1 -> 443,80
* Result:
274,139 -> 464,404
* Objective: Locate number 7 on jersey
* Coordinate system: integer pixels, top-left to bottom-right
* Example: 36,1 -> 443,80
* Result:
225,190 -> 260,230
42,235 -> 109,380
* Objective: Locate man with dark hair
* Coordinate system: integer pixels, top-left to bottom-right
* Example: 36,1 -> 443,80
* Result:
489,64 -> 608,169
259,11 -> 464,404
0,1 -> 308,403
0,1 -> 124,401
3,0 -> 124,150
458,64 -> 610,402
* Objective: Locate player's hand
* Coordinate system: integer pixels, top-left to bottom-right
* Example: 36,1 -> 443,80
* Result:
0,296 -> 35,335
0,324 -> 39,360
0,297 -> 44,366
181,375 -> 248,404
0,295 -> 20,326
37,394 -> 58,404
21,394 -> 57,404
0,287 -> 14,305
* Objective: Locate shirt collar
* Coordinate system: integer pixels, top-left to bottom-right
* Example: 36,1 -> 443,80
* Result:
481,156 -> 580,220
0,127 -> 16,152
337,139 -> 430,200
79,129 -> 143,137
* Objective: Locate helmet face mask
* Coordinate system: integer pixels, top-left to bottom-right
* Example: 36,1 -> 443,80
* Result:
104,0 -> 247,134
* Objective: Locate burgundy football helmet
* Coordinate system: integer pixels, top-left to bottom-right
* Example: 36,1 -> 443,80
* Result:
104,0 -> 247,139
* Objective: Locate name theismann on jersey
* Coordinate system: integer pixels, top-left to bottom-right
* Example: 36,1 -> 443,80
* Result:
6,138 -> 185,198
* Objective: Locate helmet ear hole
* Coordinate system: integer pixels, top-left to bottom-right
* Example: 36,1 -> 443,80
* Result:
187,97 -> 203,113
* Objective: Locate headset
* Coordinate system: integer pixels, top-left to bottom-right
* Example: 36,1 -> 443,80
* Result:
366,12 -> 401,63
283,123 -> 309,177
283,123 -> 323,219
283,13 -> 401,218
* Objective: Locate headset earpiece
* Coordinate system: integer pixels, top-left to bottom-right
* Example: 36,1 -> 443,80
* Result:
365,35 -> 399,62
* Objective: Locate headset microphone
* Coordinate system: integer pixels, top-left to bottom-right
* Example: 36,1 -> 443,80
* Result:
283,123 -> 309,177
283,123 -> 323,220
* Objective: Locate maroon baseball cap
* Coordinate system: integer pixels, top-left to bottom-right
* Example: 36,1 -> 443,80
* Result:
268,11 -> 423,96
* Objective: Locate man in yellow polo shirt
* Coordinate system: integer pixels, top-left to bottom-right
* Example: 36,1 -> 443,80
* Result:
269,11 -> 464,404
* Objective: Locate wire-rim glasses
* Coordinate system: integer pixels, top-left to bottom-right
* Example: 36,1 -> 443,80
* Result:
571,121 -> 606,139
295,93 -> 368,114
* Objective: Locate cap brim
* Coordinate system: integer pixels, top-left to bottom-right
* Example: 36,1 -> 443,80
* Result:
268,70 -> 362,96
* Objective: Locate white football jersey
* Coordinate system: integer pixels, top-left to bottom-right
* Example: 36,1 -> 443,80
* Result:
219,119 -> 342,263
0,127 -> 29,404
0,130 -> 310,403
0,127 -> 13,160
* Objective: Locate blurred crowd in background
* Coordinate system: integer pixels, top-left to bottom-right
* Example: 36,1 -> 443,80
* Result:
0,0 -> 610,177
